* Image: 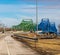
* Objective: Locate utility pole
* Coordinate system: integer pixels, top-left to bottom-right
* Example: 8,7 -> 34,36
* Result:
36,0 -> 38,33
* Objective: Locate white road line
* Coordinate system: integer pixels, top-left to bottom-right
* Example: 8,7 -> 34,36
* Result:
4,37 -> 11,55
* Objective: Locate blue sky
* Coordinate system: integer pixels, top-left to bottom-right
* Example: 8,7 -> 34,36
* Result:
0,0 -> 60,28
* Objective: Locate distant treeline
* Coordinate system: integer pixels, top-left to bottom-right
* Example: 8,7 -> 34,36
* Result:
0,28 -> 11,32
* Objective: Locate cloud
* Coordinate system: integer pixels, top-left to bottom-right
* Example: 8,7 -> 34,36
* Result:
40,0 -> 60,2
0,13 -> 60,28
0,4 -> 36,12
0,18 -> 21,27
0,15 -> 36,27
16,15 -> 36,23
0,2 -> 60,28
0,4 -> 60,13
18,0 -> 60,3
18,0 -> 60,2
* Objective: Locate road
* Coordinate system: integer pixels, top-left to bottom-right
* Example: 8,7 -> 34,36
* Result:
0,32 -> 39,55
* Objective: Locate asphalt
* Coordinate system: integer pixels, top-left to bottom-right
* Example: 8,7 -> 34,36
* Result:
0,32 -> 39,55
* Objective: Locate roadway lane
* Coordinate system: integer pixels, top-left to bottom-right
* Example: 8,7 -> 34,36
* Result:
0,33 -> 39,55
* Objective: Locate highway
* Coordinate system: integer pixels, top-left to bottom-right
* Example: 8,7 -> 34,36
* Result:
0,32 -> 39,55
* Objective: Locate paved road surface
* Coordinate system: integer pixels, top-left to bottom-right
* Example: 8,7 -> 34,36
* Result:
0,33 -> 39,55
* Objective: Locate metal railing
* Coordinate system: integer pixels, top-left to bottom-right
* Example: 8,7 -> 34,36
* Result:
12,34 -> 38,49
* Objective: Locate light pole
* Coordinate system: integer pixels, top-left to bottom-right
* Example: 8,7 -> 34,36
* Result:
36,0 -> 38,33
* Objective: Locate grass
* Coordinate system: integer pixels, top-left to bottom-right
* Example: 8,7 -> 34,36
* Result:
13,32 -> 60,55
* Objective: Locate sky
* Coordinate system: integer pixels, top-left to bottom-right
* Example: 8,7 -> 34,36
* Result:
0,0 -> 60,28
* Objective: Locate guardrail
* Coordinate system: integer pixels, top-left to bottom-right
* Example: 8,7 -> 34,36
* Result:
13,34 -> 38,41
11,34 -> 55,55
11,34 -> 38,49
